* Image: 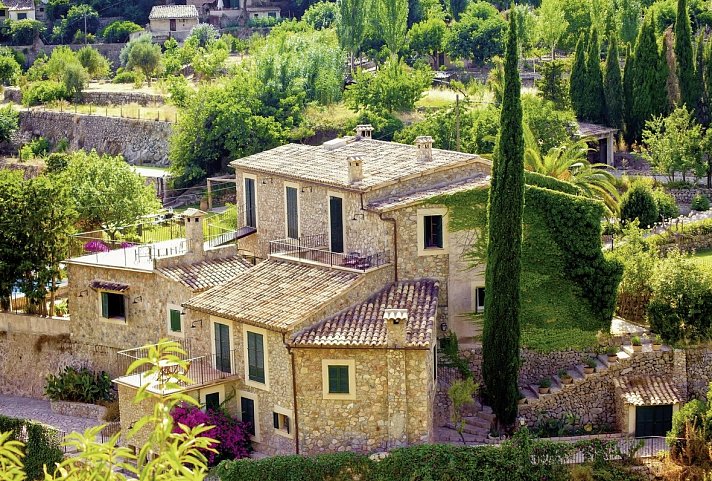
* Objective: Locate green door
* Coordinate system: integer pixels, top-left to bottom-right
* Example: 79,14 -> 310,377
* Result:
635,405 -> 673,437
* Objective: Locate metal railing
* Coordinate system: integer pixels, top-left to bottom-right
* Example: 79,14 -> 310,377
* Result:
269,234 -> 390,272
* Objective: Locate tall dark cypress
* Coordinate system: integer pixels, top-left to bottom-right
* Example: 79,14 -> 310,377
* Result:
694,34 -> 707,125
623,45 -> 635,144
674,0 -> 695,108
570,34 -> 588,121
585,28 -> 606,123
482,12 -> 524,429
604,37 -> 624,129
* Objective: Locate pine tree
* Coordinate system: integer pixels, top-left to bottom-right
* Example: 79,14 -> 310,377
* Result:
604,37 -> 624,129
570,34 -> 588,120
674,0 -> 695,108
623,45 -> 635,144
482,12 -> 524,429
585,28 -> 606,123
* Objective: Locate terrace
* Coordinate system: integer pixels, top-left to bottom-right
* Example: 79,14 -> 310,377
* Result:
268,233 -> 390,272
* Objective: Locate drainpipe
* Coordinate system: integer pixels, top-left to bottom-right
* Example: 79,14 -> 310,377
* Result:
283,332 -> 300,454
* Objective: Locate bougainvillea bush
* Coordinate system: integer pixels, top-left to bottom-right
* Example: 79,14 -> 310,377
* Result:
171,403 -> 252,465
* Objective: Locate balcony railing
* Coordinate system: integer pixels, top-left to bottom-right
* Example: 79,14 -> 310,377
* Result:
269,234 -> 390,272
116,341 -> 240,393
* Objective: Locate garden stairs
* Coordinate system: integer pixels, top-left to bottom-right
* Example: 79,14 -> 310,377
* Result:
436,399 -> 498,445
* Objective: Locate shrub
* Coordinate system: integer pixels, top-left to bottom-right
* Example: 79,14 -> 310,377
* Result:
631,335 -> 641,346
101,20 -> 142,43
0,104 -> 18,143
171,404 -> 251,465
539,377 -> 552,388
76,46 -> 110,79
44,366 -> 114,404
8,19 -> 45,46
653,190 -> 679,219
0,54 -> 20,85
46,152 -> 70,173
691,193 -> 710,211
620,181 -> 659,227
187,23 -> 220,47
21,80 -> 68,106
247,16 -> 283,28
19,137 -> 50,161
112,69 -> 141,84
164,75 -> 192,108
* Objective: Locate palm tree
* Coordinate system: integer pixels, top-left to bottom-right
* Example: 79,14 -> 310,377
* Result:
524,123 -> 620,214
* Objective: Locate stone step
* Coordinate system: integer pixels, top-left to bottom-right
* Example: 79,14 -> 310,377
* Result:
462,423 -> 490,437
480,404 -> 493,415
477,409 -> 496,423
437,426 -> 488,444
594,359 -> 607,371
521,385 -> 539,400
463,415 -> 491,430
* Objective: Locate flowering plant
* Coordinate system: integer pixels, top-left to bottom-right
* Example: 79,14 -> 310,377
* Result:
84,240 -> 109,253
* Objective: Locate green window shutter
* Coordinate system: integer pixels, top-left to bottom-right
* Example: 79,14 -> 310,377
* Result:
169,309 -> 182,332
248,332 -> 265,383
101,292 -> 109,318
285,415 -> 290,434
273,412 -> 279,429
328,365 -> 349,394
433,215 -> 443,248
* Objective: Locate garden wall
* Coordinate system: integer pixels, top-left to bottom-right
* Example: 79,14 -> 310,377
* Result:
685,347 -> 712,400
19,110 -> 172,165
667,188 -> 712,205
4,87 -> 165,106
11,43 -> 126,68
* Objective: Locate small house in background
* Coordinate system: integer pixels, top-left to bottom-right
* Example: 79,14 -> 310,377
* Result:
577,122 -> 618,166
148,5 -> 199,42
1,0 -> 36,21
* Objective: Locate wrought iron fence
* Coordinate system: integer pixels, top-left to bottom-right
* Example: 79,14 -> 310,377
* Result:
269,234 -> 390,272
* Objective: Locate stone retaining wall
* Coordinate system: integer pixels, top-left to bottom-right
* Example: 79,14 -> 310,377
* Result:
11,43 -> 125,68
4,87 -> 165,107
667,188 -> 712,205
50,400 -> 106,421
685,347 -> 712,400
19,110 -> 172,165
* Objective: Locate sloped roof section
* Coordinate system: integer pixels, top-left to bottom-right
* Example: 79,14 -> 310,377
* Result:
291,279 -> 439,348
156,256 -> 253,292
183,260 -> 362,331
230,139 -> 489,191
367,175 -> 489,212
614,375 -> 684,406
4,0 -> 34,10
149,5 -> 199,19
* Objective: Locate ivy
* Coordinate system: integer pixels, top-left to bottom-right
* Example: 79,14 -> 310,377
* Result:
0,415 -> 63,480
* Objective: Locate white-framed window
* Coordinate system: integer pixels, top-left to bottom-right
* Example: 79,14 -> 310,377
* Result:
167,304 -> 184,336
474,287 -> 485,313
243,325 -> 270,390
417,207 -> 448,256
238,390 -> 260,442
284,182 -> 300,239
321,359 -> 356,400
100,291 -> 126,322
272,405 -> 293,439
243,173 -> 257,229
199,385 -> 225,412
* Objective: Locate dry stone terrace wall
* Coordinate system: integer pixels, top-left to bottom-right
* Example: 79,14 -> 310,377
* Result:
668,188 -> 712,205
4,87 -> 165,106
11,43 -> 125,68
19,110 -> 171,165
685,347 -> 712,400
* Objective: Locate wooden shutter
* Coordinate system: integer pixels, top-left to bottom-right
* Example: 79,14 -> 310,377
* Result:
248,332 -> 265,383
240,397 -> 255,436
286,187 -> 298,239
285,416 -> 290,434
329,196 -> 344,253
328,365 -> 349,394
245,178 -> 256,228
273,412 -> 279,429
101,292 -> 109,318
169,309 -> 182,332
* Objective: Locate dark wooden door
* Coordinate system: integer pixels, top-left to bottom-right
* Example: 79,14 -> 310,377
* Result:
214,322 -> 231,373
329,196 -> 344,253
169,19 -> 177,31
240,397 -> 255,435
635,405 -> 673,437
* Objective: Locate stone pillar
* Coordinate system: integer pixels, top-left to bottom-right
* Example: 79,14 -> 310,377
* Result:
182,208 -> 206,261
606,133 -> 615,166
673,348 -> 688,399
386,348 -> 407,448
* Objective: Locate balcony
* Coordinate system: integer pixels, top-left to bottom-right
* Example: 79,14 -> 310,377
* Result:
114,341 -> 239,395
268,234 -> 390,272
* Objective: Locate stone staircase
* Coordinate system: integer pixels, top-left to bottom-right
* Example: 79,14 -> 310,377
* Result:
436,399 -> 498,445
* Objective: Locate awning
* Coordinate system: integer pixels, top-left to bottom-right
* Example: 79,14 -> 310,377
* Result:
90,280 -> 130,292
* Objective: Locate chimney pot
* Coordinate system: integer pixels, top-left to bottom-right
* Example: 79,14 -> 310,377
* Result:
355,124 -> 374,140
182,208 -> 206,258
384,308 -> 408,347
415,136 -> 433,161
347,155 -> 364,184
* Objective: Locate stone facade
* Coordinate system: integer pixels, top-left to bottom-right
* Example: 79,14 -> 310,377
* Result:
19,110 -> 172,165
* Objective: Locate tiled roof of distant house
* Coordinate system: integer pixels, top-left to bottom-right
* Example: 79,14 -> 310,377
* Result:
230,139 -> 490,191
156,256 -> 253,292
577,122 -> 618,139
366,175 -> 490,212
4,0 -> 34,10
614,376 -> 684,406
183,259 -> 362,331
149,5 -> 199,19
291,279 -> 439,348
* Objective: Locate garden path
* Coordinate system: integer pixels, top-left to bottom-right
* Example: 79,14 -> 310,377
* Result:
0,395 -> 101,435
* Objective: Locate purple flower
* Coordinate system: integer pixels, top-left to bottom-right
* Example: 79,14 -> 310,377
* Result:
120,242 -> 135,249
84,240 -> 109,253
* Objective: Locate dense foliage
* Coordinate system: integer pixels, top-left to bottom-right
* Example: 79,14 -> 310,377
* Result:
0,416 -> 63,480
44,366 -> 114,404
101,20 -> 143,43
620,180 -> 660,227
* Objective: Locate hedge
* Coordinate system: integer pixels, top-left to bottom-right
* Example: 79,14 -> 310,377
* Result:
0,415 -> 63,480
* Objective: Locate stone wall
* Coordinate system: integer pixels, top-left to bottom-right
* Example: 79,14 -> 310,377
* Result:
685,347 -> 712,400
667,188 -> 712,205
11,43 -> 126,68
4,87 -> 165,107
50,400 -> 107,420
18,110 -> 172,165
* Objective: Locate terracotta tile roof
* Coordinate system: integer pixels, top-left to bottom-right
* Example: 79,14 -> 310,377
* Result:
149,5 -> 198,19
366,175 -> 490,212
90,280 -> 130,292
577,122 -> 618,139
4,0 -> 33,10
614,376 -> 684,406
230,139 -> 489,191
183,260 -> 362,331
291,279 -> 439,348
156,256 -> 253,292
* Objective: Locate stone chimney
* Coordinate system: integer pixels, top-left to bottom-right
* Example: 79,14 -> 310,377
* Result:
347,155 -> 364,184
415,136 -> 433,161
355,124 -> 374,139
384,308 -> 408,347
183,208 -> 206,259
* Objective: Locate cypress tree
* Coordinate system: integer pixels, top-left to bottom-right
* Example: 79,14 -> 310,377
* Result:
694,34 -> 707,125
570,34 -> 588,121
674,0 -> 695,108
482,12 -> 524,429
585,28 -> 606,123
705,38 -> 712,125
623,45 -> 635,144
604,37 -> 624,129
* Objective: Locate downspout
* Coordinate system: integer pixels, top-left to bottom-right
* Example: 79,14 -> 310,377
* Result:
283,332 -> 300,454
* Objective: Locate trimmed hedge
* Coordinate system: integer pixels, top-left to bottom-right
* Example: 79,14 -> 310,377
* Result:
0,415 -> 63,480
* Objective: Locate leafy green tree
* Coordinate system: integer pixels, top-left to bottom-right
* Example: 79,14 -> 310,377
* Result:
642,106 -> 704,181
674,0 -> 696,108
584,27 -> 606,123
376,0 -> 408,57
303,1 -> 340,30
534,0 -> 569,59
8,19 -> 45,46
337,0 -> 369,71
535,60 -> 570,109
64,151 -> 161,237
522,94 -> 577,153
604,35 -> 624,129
187,23 -> 220,48
569,34 -> 588,119
127,41 -> 163,85
408,16 -> 446,68
58,4 -> 100,41
119,33 -> 152,67
482,11 -> 523,429
448,0 -> 469,21
101,20 -> 143,43
76,46 -> 110,79
620,180 -> 659,227
444,2 -> 507,65
0,104 -> 18,143
0,171 -> 25,311
0,55 -> 20,85
623,44 -> 634,141
619,0 -> 641,46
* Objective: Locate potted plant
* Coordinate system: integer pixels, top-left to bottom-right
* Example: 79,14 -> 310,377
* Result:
652,334 -> 662,351
558,369 -> 573,385
631,335 -> 642,352
538,377 -> 552,394
488,427 -> 501,441
606,346 -> 618,363
583,358 -> 597,374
